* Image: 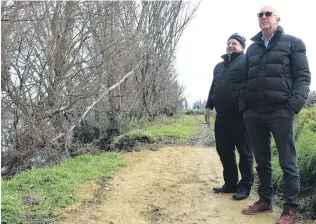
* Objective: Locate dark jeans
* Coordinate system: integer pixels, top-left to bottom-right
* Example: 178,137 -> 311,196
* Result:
243,108 -> 300,209
214,114 -> 254,191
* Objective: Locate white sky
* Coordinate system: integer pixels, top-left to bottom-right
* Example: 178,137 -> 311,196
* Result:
176,0 -> 316,107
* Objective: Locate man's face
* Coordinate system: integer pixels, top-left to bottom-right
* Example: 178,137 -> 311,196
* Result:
226,39 -> 244,55
258,7 -> 280,30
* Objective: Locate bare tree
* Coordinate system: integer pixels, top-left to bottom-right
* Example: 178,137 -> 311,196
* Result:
1,1 -> 200,177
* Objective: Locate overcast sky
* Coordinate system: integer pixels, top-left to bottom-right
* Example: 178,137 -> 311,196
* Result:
176,0 -> 315,107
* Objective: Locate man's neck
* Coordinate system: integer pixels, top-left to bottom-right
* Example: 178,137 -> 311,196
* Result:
262,28 -> 276,42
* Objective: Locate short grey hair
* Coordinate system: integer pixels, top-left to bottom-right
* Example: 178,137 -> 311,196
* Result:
260,6 -> 281,18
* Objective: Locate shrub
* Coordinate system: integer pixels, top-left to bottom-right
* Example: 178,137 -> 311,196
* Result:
183,109 -> 205,115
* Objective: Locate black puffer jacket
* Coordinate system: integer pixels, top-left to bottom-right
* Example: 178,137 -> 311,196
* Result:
239,26 -> 311,113
206,52 -> 245,115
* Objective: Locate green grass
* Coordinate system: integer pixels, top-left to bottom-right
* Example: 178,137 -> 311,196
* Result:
118,115 -> 204,145
1,153 -> 124,224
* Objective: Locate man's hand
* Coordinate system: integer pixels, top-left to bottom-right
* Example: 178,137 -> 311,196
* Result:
204,108 -> 211,124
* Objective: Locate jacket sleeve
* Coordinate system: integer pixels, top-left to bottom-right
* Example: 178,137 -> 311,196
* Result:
288,38 -> 311,114
205,69 -> 216,110
239,55 -> 249,112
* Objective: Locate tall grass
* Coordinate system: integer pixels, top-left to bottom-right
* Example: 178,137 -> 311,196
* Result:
296,129 -> 316,186
272,106 -> 316,188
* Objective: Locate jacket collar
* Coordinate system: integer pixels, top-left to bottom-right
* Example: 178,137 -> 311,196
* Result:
251,25 -> 284,42
221,52 -> 244,63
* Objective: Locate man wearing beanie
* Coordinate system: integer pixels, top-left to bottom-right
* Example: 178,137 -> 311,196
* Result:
205,33 -> 254,200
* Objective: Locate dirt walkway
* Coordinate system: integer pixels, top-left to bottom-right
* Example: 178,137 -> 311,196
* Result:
58,146 -> 313,224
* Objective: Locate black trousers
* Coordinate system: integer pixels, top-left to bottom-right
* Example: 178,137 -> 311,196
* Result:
214,114 -> 254,191
243,108 -> 299,209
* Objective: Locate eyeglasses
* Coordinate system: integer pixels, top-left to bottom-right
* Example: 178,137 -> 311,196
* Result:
257,12 -> 274,17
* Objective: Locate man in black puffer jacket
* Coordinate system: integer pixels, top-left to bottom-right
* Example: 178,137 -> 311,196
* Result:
205,33 -> 254,200
240,6 -> 311,224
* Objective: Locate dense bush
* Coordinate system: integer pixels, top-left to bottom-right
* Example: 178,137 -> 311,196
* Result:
184,109 -> 205,115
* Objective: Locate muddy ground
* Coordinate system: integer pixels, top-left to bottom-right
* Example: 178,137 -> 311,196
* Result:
58,124 -> 315,224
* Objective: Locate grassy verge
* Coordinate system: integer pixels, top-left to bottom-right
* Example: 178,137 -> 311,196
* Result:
1,114 -> 206,223
113,114 -> 205,147
1,153 -> 124,224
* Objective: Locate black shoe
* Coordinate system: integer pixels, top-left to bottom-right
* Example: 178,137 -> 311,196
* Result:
232,188 -> 250,200
213,185 -> 237,193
